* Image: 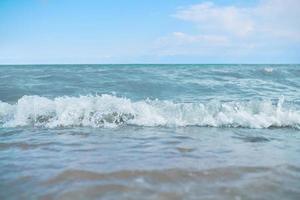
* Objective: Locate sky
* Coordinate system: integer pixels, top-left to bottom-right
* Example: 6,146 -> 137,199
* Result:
0,0 -> 299,64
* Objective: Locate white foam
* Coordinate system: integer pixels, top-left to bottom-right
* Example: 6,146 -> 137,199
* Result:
264,67 -> 274,73
0,95 -> 299,129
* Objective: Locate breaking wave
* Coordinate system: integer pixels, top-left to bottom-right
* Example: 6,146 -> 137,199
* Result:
0,94 -> 299,129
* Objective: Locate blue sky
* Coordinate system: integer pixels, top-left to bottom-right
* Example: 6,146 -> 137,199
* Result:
0,0 -> 299,64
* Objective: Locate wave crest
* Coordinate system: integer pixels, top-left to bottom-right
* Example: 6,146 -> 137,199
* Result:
0,95 -> 299,129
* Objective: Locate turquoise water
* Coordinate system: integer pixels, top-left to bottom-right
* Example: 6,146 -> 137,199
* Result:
1,65 -> 300,199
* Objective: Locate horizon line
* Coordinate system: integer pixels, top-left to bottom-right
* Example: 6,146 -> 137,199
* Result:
0,63 -> 299,66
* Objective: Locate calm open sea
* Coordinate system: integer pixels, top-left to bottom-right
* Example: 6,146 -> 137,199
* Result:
1,64 -> 300,199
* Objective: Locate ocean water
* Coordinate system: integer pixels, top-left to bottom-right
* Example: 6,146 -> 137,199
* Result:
0,64 -> 300,199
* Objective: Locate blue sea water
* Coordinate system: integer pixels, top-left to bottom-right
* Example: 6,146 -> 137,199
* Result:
0,64 -> 300,199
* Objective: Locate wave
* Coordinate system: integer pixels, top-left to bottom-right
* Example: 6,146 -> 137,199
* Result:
0,95 -> 299,129
263,67 -> 274,73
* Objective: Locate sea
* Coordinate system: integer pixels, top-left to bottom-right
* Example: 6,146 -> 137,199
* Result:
0,64 -> 300,200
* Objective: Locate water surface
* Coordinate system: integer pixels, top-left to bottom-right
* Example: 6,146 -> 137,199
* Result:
0,64 -> 300,199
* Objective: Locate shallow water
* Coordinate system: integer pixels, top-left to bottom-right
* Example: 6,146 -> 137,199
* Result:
0,64 -> 300,199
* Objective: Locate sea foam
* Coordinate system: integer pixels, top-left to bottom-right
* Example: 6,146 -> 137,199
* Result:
0,94 -> 299,129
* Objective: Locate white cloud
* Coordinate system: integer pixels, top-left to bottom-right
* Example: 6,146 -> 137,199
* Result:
154,32 -> 258,58
255,0 -> 300,40
154,0 -> 300,60
173,0 -> 300,39
154,32 -> 230,56
174,2 -> 254,37
159,32 -> 229,46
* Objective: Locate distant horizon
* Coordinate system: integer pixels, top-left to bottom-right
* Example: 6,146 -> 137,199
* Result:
0,63 -> 299,66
